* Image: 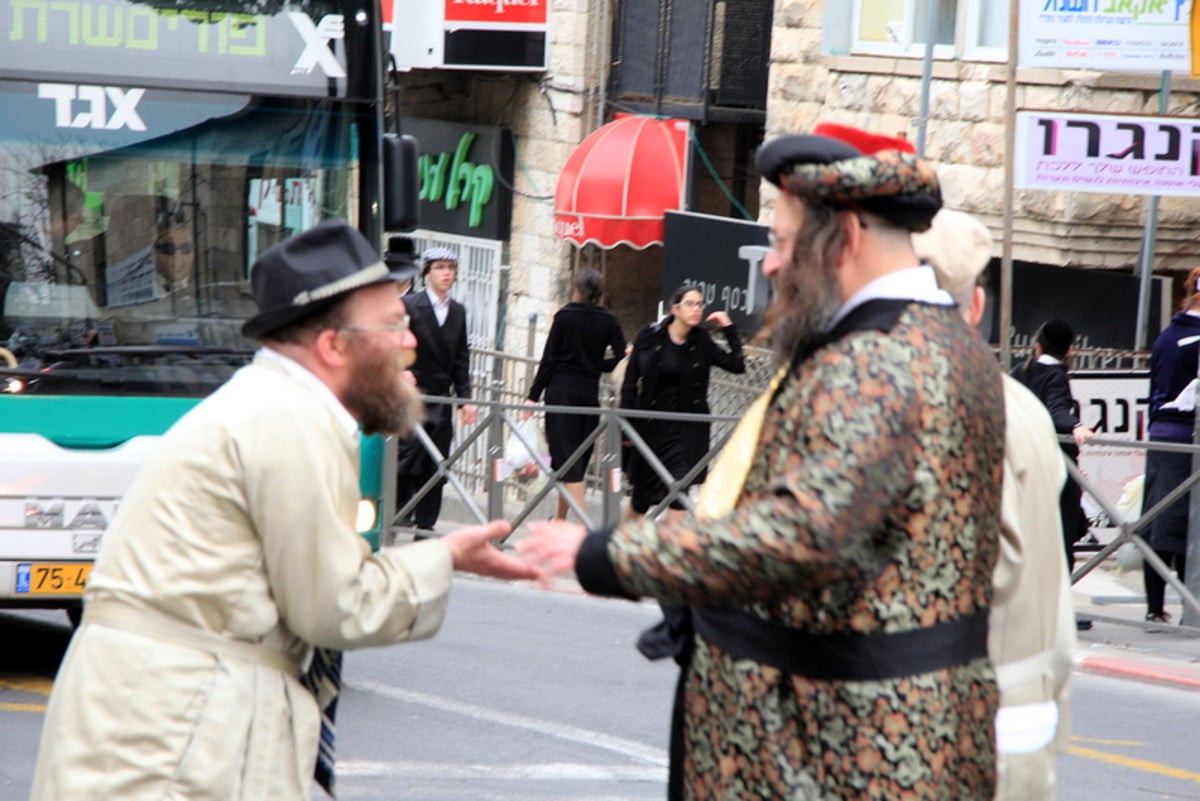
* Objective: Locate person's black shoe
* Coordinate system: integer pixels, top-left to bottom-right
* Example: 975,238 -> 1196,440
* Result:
1075,617 -> 1093,631
1145,612 -> 1172,625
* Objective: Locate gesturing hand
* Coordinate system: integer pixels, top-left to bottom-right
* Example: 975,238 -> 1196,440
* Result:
515,520 -> 588,587
441,521 -> 541,581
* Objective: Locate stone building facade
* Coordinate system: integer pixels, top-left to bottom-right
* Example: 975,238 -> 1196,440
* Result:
395,0 -> 1200,357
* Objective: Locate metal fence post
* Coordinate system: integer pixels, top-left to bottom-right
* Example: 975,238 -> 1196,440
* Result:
487,398 -> 505,522
602,406 -> 623,528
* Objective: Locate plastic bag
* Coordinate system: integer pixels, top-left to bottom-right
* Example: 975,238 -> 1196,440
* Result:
1113,474 -> 1146,571
1114,474 -> 1144,524
501,418 -> 550,483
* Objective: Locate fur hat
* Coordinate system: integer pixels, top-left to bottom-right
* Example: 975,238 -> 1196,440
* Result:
242,220 -> 400,340
911,209 -> 994,299
756,124 -> 941,232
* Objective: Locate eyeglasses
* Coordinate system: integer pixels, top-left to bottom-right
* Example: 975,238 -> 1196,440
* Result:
156,241 -> 193,255
677,299 -> 705,310
340,315 -> 410,335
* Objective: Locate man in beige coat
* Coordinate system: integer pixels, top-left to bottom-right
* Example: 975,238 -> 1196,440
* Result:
914,209 -> 1076,800
30,220 -> 537,801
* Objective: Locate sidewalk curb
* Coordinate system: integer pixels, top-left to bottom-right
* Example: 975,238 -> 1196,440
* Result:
1078,653 -> 1200,691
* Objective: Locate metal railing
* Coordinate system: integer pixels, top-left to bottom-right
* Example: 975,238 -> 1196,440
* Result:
386,340 -> 1196,636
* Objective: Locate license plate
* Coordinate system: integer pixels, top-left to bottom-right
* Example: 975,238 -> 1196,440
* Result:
15,563 -> 92,595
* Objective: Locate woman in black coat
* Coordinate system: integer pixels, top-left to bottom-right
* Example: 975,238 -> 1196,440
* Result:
620,285 -> 745,523
525,269 -> 626,521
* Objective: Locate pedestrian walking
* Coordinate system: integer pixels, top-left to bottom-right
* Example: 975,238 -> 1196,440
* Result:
1141,266 -> 1200,624
518,126 -> 1005,800
394,244 -> 476,537
29,220 -> 536,801
525,269 -> 626,521
621,285 -> 745,523
1010,319 -> 1096,630
915,208 -> 1076,801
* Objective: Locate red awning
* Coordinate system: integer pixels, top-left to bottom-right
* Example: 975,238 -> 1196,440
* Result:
553,115 -> 690,250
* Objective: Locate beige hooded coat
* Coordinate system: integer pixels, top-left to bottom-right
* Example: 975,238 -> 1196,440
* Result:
30,353 -> 453,801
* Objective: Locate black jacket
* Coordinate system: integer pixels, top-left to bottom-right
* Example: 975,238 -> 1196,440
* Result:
404,289 -> 471,399
620,317 -> 745,481
528,303 -> 626,401
1010,358 -> 1078,459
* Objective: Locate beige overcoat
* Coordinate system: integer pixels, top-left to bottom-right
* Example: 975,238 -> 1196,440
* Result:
30,353 -> 454,801
991,375 -> 1077,801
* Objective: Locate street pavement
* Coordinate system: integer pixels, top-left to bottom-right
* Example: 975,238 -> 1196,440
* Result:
424,489 -> 1200,695
1072,556 -> 1200,691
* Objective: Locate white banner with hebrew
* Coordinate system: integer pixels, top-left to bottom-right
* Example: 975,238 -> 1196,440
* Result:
1019,0 -> 1192,72
1015,110 -> 1200,196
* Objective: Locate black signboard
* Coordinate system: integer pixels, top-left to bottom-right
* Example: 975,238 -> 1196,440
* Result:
0,0 -> 353,98
984,261 -> 1169,353
405,118 -> 515,241
663,210 -> 770,335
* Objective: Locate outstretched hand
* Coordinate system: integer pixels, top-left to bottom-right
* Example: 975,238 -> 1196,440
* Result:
515,520 -> 588,587
441,520 -> 540,581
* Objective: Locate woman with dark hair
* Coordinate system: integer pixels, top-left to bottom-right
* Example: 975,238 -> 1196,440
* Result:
621,285 -> 745,524
1141,265 -> 1200,624
525,269 -> 626,521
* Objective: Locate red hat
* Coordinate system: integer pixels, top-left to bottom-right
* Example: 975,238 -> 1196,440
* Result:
812,122 -> 916,156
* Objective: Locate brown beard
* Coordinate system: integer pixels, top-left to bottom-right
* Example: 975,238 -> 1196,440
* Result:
758,201 -> 848,366
343,339 -> 425,436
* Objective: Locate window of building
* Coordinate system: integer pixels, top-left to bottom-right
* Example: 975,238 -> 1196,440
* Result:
831,0 -> 1009,61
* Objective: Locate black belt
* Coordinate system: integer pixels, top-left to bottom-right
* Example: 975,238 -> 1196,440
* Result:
691,606 -> 989,682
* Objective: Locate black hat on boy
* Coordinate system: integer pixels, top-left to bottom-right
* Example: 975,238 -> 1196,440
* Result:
242,219 -> 402,339
384,236 -> 420,282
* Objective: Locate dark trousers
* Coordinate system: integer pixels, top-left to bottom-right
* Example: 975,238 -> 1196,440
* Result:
1060,465 -> 1086,574
1144,551 -> 1187,617
395,405 -> 454,531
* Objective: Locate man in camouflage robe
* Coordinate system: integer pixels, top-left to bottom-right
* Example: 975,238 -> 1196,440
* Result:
519,127 -> 1005,800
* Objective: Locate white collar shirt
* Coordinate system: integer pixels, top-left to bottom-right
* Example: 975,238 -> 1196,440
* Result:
828,265 -> 954,331
426,287 -> 450,327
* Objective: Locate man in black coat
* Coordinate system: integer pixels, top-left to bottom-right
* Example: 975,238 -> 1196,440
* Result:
395,244 -> 476,536
1010,318 -> 1095,630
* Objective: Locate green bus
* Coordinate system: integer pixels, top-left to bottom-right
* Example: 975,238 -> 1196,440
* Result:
0,0 -> 414,623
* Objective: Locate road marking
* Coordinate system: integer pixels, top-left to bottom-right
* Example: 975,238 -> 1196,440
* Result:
346,678 -> 668,767
1071,735 -> 1147,747
1068,745 -> 1200,784
338,761 -> 666,781
0,702 -> 45,713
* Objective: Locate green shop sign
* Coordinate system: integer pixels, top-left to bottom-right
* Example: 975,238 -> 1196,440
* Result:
407,119 -> 514,240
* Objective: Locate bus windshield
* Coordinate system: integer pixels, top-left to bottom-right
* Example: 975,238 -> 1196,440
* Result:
0,83 -> 364,396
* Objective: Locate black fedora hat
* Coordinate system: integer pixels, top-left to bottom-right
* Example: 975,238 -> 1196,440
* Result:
242,220 -> 401,340
384,236 -> 420,282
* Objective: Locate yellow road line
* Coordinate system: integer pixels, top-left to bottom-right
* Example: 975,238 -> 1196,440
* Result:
1068,745 -> 1200,784
0,702 -> 46,713
1071,736 -> 1147,747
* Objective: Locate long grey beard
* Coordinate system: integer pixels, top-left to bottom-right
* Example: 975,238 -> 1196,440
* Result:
769,271 -> 842,366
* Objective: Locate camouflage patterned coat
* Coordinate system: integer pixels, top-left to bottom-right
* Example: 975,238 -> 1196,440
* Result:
577,299 -> 1006,800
